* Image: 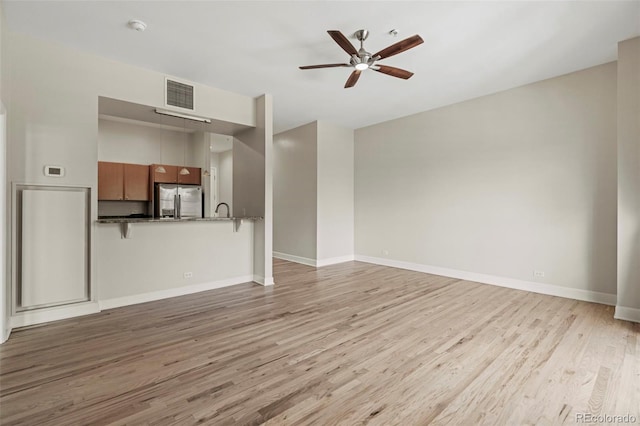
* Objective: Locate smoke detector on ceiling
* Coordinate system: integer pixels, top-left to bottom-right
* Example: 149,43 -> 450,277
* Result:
128,19 -> 147,32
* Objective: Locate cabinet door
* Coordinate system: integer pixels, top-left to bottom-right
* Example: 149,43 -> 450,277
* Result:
98,161 -> 124,200
151,164 -> 178,184
124,164 -> 150,201
177,167 -> 201,185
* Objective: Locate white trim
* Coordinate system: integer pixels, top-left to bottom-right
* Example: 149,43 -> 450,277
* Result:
1,327 -> 11,344
10,302 -> 100,328
253,275 -> 274,286
273,252 -> 355,268
316,254 -> 355,267
614,306 -> 640,323
354,255 -> 617,306
273,251 -> 317,267
0,105 -> 7,344
99,275 -> 253,310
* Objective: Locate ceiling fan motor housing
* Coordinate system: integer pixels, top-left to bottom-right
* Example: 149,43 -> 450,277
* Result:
351,50 -> 372,67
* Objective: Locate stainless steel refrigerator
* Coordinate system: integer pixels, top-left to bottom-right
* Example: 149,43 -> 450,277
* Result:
155,184 -> 202,219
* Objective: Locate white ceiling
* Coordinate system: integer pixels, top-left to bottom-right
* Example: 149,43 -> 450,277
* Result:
3,1 -> 639,133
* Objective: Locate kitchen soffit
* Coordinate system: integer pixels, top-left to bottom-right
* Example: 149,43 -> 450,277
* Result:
98,97 -> 252,136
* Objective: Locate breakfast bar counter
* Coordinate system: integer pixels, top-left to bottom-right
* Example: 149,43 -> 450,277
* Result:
96,216 -> 262,224
96,216 -> 262,238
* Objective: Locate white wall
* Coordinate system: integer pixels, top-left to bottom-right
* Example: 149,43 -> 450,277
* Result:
616,37 -> 640,322
185,131 -> 209,170
97,221 -> 253,301
234,95 -> 273,285
273,120 -> 355,266
208,152 -> 220,216
263,95 -> 274,285
317,121 -> 354,263
273,122 -> 318,261
0,3 -> 3,102
6,31 -> 254,189
219,150 -> 233,215
209,133 -> 232,216
98,118 -> 198,166
3,30 -> 260,325
355,62 -> 617,299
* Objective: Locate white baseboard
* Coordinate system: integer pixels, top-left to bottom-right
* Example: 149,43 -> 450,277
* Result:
354,255 -> 617,306
273,251 -> 317,267
1,326 -> 11,344
99,275 -> 254,310
253,275 -> 274,286
273,252 -> 355,268
316,255 -> 355,267
614,306 -> 640,323
9,276 -> 259,329
10,301 -> 101,328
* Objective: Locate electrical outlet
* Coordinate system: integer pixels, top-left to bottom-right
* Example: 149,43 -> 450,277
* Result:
382,250 -> 389,256
533,270 -> 545,278
184,272 -> 193,279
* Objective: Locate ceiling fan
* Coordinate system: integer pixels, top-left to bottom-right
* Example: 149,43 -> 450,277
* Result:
299,29 -> 424,88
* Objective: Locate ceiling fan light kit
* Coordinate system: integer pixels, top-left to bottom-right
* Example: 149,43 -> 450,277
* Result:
299,28 -> 424,88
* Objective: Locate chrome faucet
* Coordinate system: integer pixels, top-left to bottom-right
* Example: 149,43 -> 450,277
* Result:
215,202 -> 230,218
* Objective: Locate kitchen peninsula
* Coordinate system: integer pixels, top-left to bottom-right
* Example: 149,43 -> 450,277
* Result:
88,94 -> 273,319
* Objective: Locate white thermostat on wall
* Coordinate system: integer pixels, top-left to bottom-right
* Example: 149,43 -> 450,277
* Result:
44,165 -> 65,177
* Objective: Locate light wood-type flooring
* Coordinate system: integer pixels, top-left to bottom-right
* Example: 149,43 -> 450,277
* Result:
1,259 -> 639,425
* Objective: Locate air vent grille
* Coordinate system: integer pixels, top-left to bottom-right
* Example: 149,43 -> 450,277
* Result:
166,79 -> 194,110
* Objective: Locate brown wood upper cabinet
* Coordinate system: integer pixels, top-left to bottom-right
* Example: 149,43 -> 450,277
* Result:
124,164 -> 150,200
98,162 -> 124,200
151,164 -> 201,185
98,161 -> 150,201
177,167 -> 201,185
151,164 -> 178,184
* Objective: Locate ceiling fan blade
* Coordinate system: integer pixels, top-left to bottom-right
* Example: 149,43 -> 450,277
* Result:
372,35 -> 424,60
345,70 -> 361,88
299,63 -> 351,70
373,65 -> 414,80
328,30 -> 358,56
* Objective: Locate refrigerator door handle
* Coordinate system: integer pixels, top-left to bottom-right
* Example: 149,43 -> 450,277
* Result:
177,194 -> 181,218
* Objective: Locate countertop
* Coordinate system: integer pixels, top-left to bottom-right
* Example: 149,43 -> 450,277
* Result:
96,216 -> 262,224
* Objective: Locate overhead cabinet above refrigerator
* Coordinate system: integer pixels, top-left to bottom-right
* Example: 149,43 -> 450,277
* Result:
151,164 -> 201,185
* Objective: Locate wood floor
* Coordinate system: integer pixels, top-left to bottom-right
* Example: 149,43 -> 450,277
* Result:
1,259 -> 638,425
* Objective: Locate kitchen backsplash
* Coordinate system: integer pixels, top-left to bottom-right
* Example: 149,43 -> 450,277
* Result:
98,200 -> 148,218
